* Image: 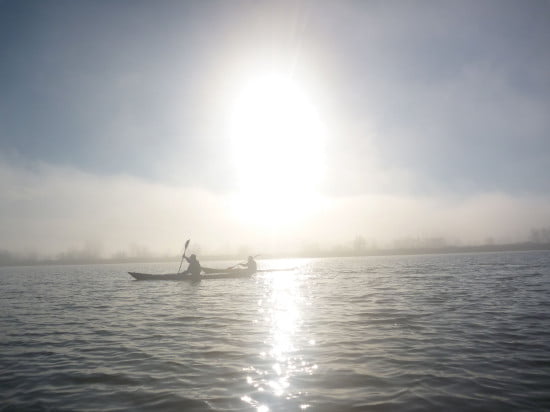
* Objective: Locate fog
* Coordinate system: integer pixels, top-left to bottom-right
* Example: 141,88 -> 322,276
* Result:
1,159 -> 549,260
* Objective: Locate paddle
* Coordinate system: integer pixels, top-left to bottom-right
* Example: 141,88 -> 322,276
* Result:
227,254 -> 260,270
177,239 -> 191,273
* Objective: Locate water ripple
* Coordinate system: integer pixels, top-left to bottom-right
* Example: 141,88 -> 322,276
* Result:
1,253 -> 550,410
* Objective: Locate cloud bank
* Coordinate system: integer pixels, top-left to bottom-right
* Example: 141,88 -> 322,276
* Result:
1,158 -> 549,258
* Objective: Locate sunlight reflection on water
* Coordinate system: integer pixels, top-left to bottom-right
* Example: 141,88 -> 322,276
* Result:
241,267 -> 315,411
4,254 -> 549,410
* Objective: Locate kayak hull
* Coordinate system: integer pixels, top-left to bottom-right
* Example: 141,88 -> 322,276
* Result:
197,267 -> 257,275
129,269 -> 254,281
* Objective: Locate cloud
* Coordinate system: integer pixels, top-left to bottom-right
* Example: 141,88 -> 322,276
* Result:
1,158 -> 549,257
312,0 -> 550,196
0,157 -> 239,257
1,1 -> 549,197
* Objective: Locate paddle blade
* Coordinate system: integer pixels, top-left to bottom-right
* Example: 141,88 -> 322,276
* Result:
181,239 -> 191,259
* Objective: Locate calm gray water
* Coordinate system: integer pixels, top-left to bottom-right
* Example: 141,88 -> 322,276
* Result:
1,251 -> 550,411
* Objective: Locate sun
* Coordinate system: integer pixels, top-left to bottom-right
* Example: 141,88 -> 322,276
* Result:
227,71 -> 326,228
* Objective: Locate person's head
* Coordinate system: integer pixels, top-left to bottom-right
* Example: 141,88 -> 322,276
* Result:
248,256 -> 254,262
190,254 -> 197,261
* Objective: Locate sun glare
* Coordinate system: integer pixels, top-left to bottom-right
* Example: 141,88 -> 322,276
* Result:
228,72 -> 326,228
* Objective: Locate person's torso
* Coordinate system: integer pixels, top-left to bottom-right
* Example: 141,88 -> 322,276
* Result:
189,260 -> 201,276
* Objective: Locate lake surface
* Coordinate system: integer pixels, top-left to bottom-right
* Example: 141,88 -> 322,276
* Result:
1,251 -> 550,411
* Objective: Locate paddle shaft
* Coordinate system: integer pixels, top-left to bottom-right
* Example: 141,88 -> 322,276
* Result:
177,239 -> 190,273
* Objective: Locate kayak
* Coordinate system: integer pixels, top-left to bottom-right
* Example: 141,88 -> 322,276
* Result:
129,268 -> 254,281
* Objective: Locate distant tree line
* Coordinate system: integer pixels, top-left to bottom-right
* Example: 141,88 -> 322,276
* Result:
2,229 -> 550,266
530,227 -> 550,244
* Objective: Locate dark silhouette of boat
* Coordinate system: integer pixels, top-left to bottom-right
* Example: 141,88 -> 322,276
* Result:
128,268 -> 254,281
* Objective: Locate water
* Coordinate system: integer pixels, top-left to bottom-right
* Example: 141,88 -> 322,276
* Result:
1,251 -> 550,411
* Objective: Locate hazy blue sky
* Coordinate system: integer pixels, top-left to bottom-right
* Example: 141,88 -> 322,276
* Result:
1,0 -> 550,256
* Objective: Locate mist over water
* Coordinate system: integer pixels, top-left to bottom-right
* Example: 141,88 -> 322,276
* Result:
1,252 -> 550,411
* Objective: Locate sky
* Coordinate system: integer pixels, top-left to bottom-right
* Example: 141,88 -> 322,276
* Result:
1,0 -> 550,258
